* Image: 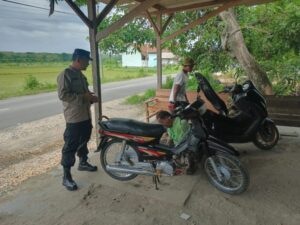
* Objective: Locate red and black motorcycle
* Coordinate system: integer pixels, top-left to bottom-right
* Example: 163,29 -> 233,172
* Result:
97,99 -> 249,194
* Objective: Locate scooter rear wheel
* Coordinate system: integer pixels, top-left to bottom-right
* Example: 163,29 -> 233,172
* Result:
253,121 -> 279,150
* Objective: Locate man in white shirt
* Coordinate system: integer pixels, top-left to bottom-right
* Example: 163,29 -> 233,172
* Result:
168,58 -> 195,111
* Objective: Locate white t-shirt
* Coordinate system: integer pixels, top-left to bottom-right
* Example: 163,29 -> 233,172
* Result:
169,71 -> 188,102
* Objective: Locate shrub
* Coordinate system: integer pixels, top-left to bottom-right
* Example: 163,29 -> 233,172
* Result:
126,88 -> 155,104
23,75 -> 57,91
24,75 -> 41,90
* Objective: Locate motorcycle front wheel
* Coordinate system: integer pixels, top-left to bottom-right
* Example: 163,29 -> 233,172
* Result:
100,139 -> 140,181
204,154 -> 249,195
253,120 -> 279,150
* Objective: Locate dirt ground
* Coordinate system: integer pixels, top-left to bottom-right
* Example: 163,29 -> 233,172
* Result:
0,97 -> 300,225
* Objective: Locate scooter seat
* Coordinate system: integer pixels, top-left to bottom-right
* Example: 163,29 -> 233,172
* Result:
99,118 -> 166,138
196,73 -> 228,115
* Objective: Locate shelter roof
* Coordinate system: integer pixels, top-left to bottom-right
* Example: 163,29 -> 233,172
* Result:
98,0 -> 274,14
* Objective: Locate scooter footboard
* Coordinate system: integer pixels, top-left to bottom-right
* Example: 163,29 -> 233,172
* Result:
207,136 -> 239,156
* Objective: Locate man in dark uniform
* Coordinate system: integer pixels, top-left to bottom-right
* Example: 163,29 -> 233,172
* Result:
57,49 -> 98,191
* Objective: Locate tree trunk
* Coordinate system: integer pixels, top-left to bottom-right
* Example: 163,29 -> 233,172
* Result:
219,9 -> 273,95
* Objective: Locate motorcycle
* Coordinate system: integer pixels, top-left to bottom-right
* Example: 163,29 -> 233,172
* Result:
97,98 -> 249,195
194,73 -> 279,150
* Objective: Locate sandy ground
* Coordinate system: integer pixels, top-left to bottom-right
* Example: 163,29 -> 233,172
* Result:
0,97 -> 300,225
0,98 -> 144,196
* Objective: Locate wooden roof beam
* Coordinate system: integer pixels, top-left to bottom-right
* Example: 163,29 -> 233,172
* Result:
145,11 -> 174,36
145,10 -> 161,35
65,0 -> 92,28
135,0 -> 166,11
96,0 -> 161,41
153,0 -> 228,15
161,13 -> 174,34
161,0 -> 245,44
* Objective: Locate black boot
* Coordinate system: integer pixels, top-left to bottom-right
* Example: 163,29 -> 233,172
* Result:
62,167 -> 78,191
78,159 -> 97,172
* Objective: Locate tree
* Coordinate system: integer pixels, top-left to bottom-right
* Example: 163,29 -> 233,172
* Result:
97,8 -> 155,55
48,0 -> 300,94
219,9 -> 273,94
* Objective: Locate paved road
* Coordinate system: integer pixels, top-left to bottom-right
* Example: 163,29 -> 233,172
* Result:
0,76 -> 166,130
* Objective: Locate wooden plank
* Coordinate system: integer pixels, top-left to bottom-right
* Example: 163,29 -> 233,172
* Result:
88,0 -> 102,145
271,118 -> 300,127
65,0 -> 92,28
157,0 -> 228,15
156,12 -> 163,89
161,14 -> 174,34
135,0 -> 166,11
96,0 -> 119,26
145,10 -> 160,35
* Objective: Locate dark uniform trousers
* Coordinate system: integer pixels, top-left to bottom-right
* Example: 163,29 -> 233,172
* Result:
61,119 -> 92,168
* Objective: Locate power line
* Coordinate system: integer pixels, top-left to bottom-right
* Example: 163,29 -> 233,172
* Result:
1,0 -> 74,15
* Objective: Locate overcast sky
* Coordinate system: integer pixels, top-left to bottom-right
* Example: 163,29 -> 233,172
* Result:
0,0 -> 92,53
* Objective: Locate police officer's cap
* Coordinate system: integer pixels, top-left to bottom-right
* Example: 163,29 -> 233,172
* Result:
72,49 -> 92,61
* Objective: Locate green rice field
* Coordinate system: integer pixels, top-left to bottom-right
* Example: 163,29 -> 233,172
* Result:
0,62 -> 177,100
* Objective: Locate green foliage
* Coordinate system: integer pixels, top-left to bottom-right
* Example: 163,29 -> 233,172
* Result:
163,73 -> 223,92
24,75 -> 41,90
163,76 -> 173,89
126,89 -> 155,105
188,72 -> 224,92
103,56 -> 121,69
0,52 -> 72,63
24,75 -> 56,91
96,0 -> 299,96
98,7 -> 155,55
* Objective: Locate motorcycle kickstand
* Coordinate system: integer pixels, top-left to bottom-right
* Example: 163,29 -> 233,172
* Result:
152,175 -> 160,190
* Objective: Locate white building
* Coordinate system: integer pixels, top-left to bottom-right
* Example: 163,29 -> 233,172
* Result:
121,45 -> 178,67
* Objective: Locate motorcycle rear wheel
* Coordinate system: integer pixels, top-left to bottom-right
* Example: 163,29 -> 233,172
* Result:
253,121 -> 279,150
204,154 -> 249,195
100,139 -> 140,181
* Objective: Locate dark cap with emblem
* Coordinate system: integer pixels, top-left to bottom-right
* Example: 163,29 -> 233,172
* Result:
72,49 -> 92,61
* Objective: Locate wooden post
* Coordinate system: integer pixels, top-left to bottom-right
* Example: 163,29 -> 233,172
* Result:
156,12 -> 162,89
87,0 -> 102,146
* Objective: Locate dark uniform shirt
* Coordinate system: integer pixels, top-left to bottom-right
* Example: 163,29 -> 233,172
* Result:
57,66 -> 91,123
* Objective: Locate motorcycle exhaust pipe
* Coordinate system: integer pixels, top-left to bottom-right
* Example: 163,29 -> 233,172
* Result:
106,165 -> 155,176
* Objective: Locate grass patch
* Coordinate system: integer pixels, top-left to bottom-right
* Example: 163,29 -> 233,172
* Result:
126,89 -> 155,105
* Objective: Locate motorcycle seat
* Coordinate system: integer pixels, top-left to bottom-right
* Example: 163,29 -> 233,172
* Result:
99,118 -> 166,138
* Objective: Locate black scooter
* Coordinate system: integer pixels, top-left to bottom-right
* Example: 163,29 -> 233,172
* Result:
193,73 -> 279,150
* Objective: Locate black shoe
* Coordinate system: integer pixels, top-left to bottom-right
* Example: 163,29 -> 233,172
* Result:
62,168 -> 78,191
63,177 -> 78,191
78,161 -> 98,172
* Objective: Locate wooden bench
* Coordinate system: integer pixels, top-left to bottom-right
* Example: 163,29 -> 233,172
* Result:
265,95 -> 300,127
144,89 -> 300,127
144,89 -> 229,122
